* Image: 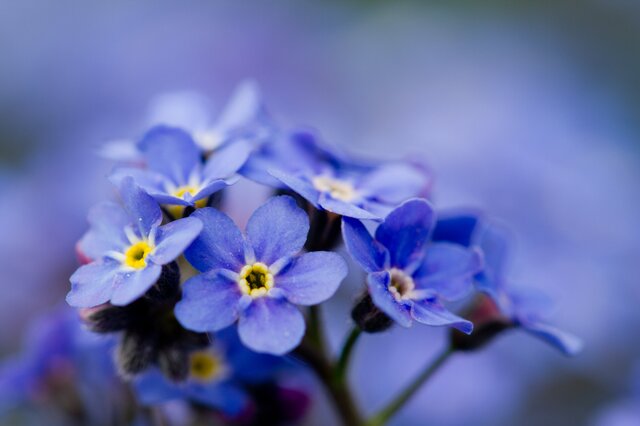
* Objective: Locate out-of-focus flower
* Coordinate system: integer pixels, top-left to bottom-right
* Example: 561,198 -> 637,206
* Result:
266,132 -> 431,220
134,328 -> 289,417
67,177 -> 202,307
111,126 -> 251,218
101,80 -> 269,162
0,307 -> 122,424
241,129 -> 371,189
134,349 -> 248,416
343,199 -> 480,333
434,214 -> 583,355
175,196 -> 348,354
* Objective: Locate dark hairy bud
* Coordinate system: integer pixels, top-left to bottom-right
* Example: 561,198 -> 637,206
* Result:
351,293 -> 394,333
450,295 -> 513,352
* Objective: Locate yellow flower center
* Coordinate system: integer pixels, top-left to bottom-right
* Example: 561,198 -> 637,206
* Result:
166,185 -> 208,218
388,268 -> 416,301
189,351 -> 224,382
238,262 -> 274,298
123,241 -> 154,269
312,176 -> 357,202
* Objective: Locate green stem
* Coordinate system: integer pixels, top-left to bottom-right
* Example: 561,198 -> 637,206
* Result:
295,306 -> 364,426
334,327 -> 362,384
366,347 -> 454,426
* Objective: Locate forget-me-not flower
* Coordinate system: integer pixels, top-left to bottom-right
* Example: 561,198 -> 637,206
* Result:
67,177 -> 202,307
101,80 -> 268,162
134,348 -> 248,416
265,132 -> 432,220
433,214 -> 583,355
110,125 -> 251,218
0,307 -> 119,421
134,328 -> 285,415
342,199 -> 482,333
175,196 -> 348,355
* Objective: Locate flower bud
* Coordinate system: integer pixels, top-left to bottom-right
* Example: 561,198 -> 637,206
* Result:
351,292 -> 393,333
450,295 -> 512,352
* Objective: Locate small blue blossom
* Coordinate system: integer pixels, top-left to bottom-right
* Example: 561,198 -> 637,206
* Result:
110,125 -> 252,218
67,177 -> 202,307
101,80 -> 268,162
433,214 -> 583,355
0,308 -> 119,421
175,196 -> 348,355
342,199 -> 482,333
134,329 -> 285,415
240,129 -> 372,188
263,132 -> 431,220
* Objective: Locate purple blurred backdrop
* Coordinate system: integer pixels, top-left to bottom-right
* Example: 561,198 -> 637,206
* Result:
1,1 -> 639,425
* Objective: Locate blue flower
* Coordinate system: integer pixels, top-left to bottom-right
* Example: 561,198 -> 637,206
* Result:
342,199 -> 482,333
67,177 -> 202,307
175,196 -> 348,355
433,214 -> 583,355
134,349 -> 246,415
241,129 -> 372,188
264,132 -> 431,220
110,125 -> 252,218
101,81 -> 268,162
134,329 -> 285,415
0,307 -> 119,421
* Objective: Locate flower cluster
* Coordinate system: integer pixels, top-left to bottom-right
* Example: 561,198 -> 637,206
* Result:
55,82 -> 583,424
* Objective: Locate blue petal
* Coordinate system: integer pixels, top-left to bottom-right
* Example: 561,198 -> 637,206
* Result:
410,299 -> 473,334
375,199 -> 435,269
268,169 -> 321,206
138,125 -> 201,184
216,80 -> 263,133
175,271 -> 242,332
341,217 -> 388,273
238,297 -> 305,355
78,202 -> 130,260
202,140 -> 252,181
110,263 -> 162,306
475,222 -> 513,294
149,193 -> 193,207
276,252 -> 347,305
149,217 -> 202,265
246,196 -> 309,266
99,139 -> 141,162
184,208 -> 246,272
117,177 -> 162,237
413,243 -> 483,300
67,260 -> 121,308
521,321 -> 583,356
431,213 -> 482,247
367,271 -> 412,327
134,369 -> 183,404
357,163 -> 430,204
192,179 -> 230,202
218,329 -> 284,384
318,194 -> 380,220
188,381 -> 248,415
109,167 -> 169,196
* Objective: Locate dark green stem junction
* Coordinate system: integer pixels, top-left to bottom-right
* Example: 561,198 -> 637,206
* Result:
365,347 -> 455,426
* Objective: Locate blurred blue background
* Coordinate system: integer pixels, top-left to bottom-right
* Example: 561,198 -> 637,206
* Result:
1,1 -> 639,425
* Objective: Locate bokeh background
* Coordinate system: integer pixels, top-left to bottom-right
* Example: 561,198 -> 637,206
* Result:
1,1 -> 639,425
